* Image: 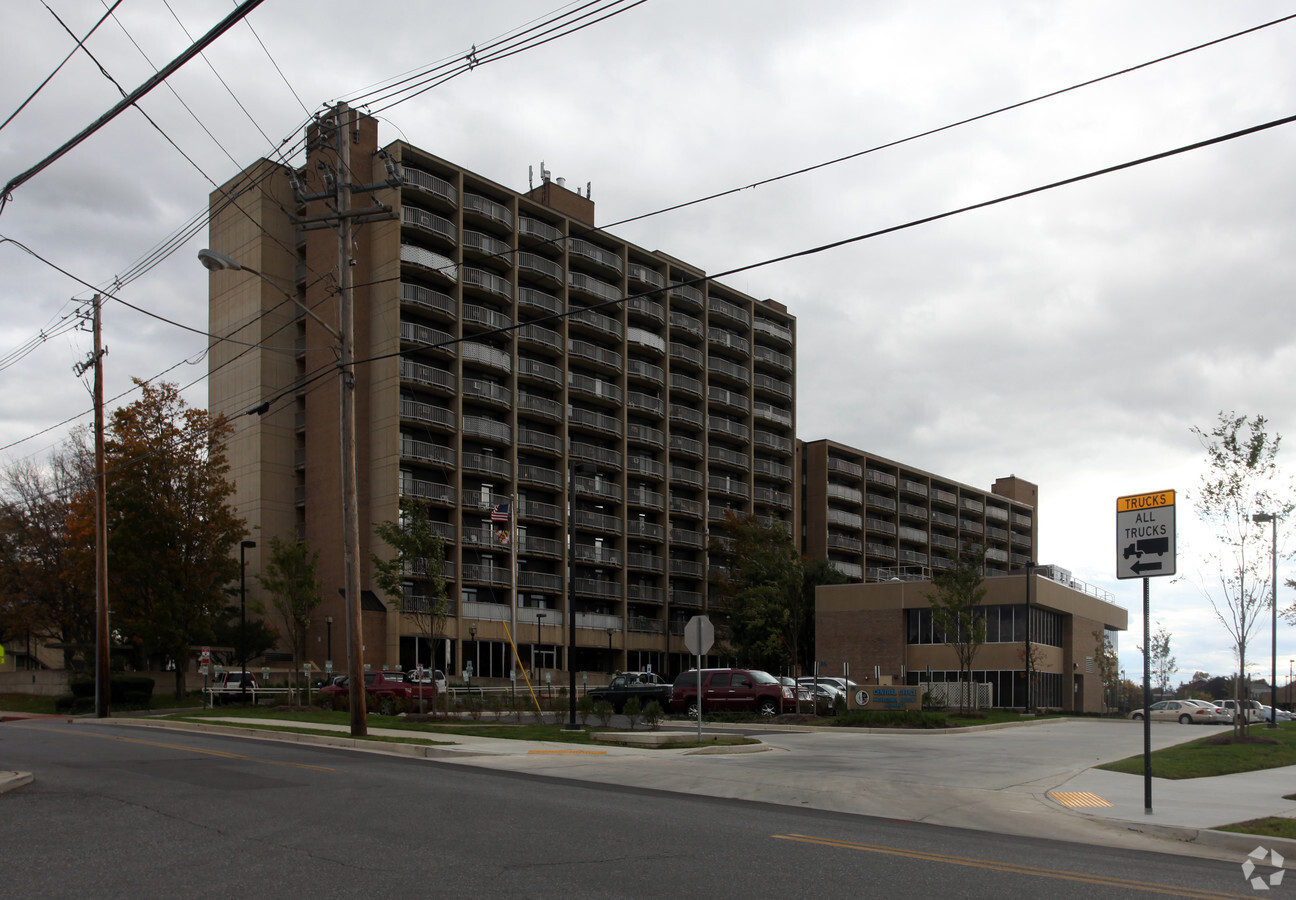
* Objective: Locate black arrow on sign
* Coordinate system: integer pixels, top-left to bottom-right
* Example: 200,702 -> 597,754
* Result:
1131,560 -> 1163,575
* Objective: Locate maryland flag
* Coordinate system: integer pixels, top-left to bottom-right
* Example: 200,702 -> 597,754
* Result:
496,528 -> 510,546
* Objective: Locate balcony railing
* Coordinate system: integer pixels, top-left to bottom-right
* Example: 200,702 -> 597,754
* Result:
400,282 -> 456,318
462,193 -> 513,228
462,266 -> 513,300
402,166 -> 457,205
401,244 -> 457,281
402,206 -> 456,243
567,237 -> 623,273
518,215 -> 562,243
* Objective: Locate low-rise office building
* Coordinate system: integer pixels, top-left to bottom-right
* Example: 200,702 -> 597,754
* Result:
816,568 -> 1127,712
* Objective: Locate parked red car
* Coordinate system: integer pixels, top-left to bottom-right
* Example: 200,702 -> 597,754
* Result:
671,668 -> 795,717
319,670 -> 437,714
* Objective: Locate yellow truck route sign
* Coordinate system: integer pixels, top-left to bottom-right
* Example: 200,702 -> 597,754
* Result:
1116,490 -> 1176,579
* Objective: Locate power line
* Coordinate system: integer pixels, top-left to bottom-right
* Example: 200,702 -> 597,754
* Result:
6,10 -> 1291,454
0,0 -> 268,216
19,107 -> 1296,492
0,1 -> 124,134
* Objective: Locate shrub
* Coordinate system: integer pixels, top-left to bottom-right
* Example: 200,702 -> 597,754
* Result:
576,694 -> 594,726
642,700 -> 663,730
833,694 -> 847,717
65,676 -> 155,710
623,696 -> 642,730
594,699 -> 614,727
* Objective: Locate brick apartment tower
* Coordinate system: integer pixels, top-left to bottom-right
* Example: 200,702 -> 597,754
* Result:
206,111 -> 797,681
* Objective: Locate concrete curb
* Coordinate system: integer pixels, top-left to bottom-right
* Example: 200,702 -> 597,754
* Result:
115,717 -> 495,759
0,771 -> 33,794
1110,818 -> 1296,861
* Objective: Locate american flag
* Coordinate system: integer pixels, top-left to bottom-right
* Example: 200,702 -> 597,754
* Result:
491,502 -> 510,523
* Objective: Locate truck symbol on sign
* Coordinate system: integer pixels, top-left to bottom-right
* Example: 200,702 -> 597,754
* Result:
1123,537 -> 1169,560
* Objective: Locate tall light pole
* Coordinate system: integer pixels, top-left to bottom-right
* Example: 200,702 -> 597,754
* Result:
198,241 -> 367,733
239,540 -> 256,703
535,612 -> 546,676
1025,561 -> 1036,714
606,626 -> 615,674
567,460 -> 596,731
1253,512 -> 1280,729
325,616 -> 333,665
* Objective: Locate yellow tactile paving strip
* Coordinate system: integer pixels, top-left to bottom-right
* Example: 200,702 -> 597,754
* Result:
1049,791 -> 1114,808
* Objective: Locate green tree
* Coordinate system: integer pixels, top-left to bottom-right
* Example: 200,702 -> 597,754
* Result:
925,546 -> 987,714
71,380 -> 247,697
709,512 -> 802,674
1093,628 -> 1120,713
0,447 -> 94,670
257,535 -> 324,693
372,499 -> 447,708
1144,625 -> 1177,699
1190,412 -> 1293,736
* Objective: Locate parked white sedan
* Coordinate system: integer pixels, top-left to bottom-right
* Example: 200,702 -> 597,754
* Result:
1129,700 -> 1220,724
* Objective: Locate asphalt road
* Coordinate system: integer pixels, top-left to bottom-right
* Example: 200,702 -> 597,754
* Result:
0,719 -> 1266,898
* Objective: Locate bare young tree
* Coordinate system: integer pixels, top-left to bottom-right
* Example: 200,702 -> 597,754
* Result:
257,535 -> 323,699
372,499 -> 447,711
1191,412 -> 1292,737
926,545 -> 987,714
1146,625 -> 1177,699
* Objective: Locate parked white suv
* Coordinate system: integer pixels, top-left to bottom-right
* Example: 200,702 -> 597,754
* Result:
1214,699 -> 1265,723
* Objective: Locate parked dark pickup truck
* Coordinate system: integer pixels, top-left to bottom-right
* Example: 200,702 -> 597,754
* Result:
587,672 -> 672,713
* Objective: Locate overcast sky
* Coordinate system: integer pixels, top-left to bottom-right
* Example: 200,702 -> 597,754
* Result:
2,1 -> 1294,686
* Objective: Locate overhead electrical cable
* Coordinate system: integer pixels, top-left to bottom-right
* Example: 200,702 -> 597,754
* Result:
6,10 -> 1289,453
0,0 -> 268,217
344,0 -> 620,109
159,0 -> 277,149
0,1 -> 124,133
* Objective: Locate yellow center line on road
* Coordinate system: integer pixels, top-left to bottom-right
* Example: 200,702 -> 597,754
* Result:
13,723 -> 337,773
774,834 -> 1250,899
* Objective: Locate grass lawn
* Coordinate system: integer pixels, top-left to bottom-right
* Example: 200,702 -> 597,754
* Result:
169,707 -> 632,744
1216,817 -> 1296,840
1098,722 -> 1296,779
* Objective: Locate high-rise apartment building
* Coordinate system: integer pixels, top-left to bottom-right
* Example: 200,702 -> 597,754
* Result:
206,111 -> 797,681
799,439 -> 1038,581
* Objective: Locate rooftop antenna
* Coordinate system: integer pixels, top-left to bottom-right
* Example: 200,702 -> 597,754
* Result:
528,165 -> 533,191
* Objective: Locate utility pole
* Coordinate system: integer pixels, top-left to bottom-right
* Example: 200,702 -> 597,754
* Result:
336,102 -> 366,736
74,295 -> 109,717
292,103 -> 398,736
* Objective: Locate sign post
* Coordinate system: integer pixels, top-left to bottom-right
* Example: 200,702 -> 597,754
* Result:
683,615 -> 715,743
1116,489 -> 1176,816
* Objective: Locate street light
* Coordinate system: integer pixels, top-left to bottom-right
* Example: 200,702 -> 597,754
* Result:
198,249 -> 341,340
1253,512 -> 1280,729
606,626 -> 615,674
200,246 -> 367,736
325,616 -> 333,664
567,460 -> 596,731
1024,561 -> 1036,714
469,623 -> 478,677
239,540 -> 256,704
535,612 -> 546,676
